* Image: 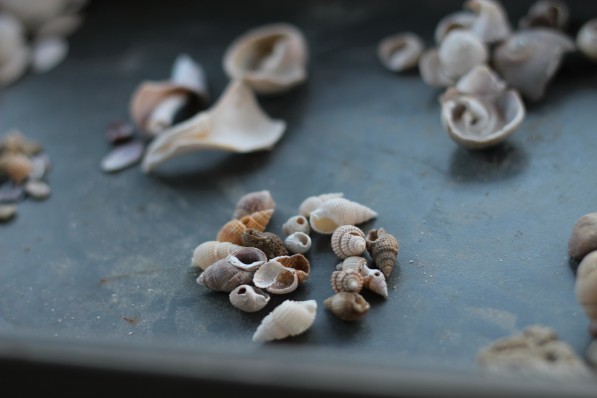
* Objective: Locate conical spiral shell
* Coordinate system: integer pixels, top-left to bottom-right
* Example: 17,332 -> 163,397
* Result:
282,215 -> 310,236
229,285 -> 270,312
331,270 -> 364,293
309,198 -> 377,235
240,209 -> 274,231
196,258 -> 254,292
284,231 -> 311,254
273,254 -> 310,283
366,228 -> 399,278
226,247 -> 268,271
298,192 -> 344,217
252,300 -> 317,342
233,190 -> 276,219
364,270 -> 389,298
331,225 -> 367,259
253,259 -> 299,294
216,209 -> 274,245
241,228 -> 289,259
191,241 -> 243,270
324,292 -> 370,321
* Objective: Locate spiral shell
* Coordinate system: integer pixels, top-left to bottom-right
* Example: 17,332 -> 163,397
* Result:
324,292 -> 370,321
575,250 -> 597,322
298,192 -> 344,217
282,215 -> 310,236
191,241 -> 243,270
364,269 -> 388,298
273,254 -> 310,283
241,228 -> 289,259
336,256 -> 370,275
0,130 -> 42,156
229,285 -> 270,313
466,0 -> 511,44
331,225 -> 367,259
252,299 -> 317,342
309,198 -> 377,235
196,258 -> 254,292
284,232 -> 311,254
366,228 -> 399,278
216,209 -> 274,245
331,270 -> 364,293
377,32 -> 424,73
0,153 -> 32,183
253,259 -> 299,294
233,190 -> 276,219
519,0 -> 568,30
226,247 -> 268,271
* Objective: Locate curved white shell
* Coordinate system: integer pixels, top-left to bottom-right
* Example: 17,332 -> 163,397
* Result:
191,240 -> 243,270
331,225 -> 366,259
282,215 -> 310,236
223,23 -> 308,95
252,300 -> 317,342
298,192 -> 344,217
31,37 -> 68,73
226,247 -> 268,271
0,0 -> 69,31
229,285 -> 270,313
284,232 -> 311,254
253,259 -> 299,294
377,32 -> 424,72
437,30 -> 488,80
575,251 -> 597,321
465,0 -> 511,43
434,11 -> 476,43
142,79 -> 286,172
519,0 -> 568,30
309,198 -> 377,235
576,19 -> 597,61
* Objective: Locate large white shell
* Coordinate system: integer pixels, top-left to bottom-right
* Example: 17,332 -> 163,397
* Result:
191,241 -> 243,270
253,259 -> 299,294
229,285 -> 270,313
465,0 -> 511,43
298,192 -> 344,218
282,215 -> 310,236
284,231 -> 311,254
252,299 -> 317,342
142,79 -> 286,172
309,198 -> 377,235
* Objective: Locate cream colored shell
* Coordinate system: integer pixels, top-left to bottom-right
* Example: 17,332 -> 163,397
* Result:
331,225 -> 367,259
309,198 -> 377,235
284,232 -> 312,254
282,215 -> 310,236
191,241 -> 243,270
466,0 -> 511,43
229,285 -> 270,313
377,32 -> 424,73
298,192 -> 344,218
252,300 -> 317,342
253,259 -> 299,294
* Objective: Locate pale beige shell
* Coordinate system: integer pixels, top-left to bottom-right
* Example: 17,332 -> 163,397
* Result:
252,299 -> 317,342
216,209 -> 274,245
519,0 -> 568,30
196,258 -> 254,292
576,19 -> 597,61
437,30 -> 488,80
253,259 -> 299,294
0,0 -> 74,31
298,192 -> 344,218
419,49 -> 455,88
0,153 -> 32,183
226,247 -> 268,271
324,292 -> 370,321
191,241 -> 243,270
142,79 -> 286,172
233,190 -> 276,219
229,284 -> 270,313
223,23 -> 308,95
364,269 -> 388,298
284,232 -> 312,255
465,0 -> 511,43
282,215 -> 310,236
331,270 -> 364,293
331,225 -> 366,259
273,253 -> 310,283
568,212 -> 597,260
575,250 -> 597,321
377,32 -> 424,73
336,256 -> 370,276
309,198 -> 377,235
434,11 -> 476,43
0,129 -> 43,156
0,13 -> 29,87
366,228 -> 399,278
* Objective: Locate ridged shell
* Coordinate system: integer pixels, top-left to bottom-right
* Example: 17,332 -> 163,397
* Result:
241,228 -> 289,259
196,258 -> 254,292
331,225 -> 367,259
233,190 -> 276,219
284,232 -> 312,254
437,30 -> 488,80
282,215 -> 310,236
324,292 -> 370,321
568,212 -> 597,260
336,256 -> 370,276
216,209 -> 274,245
253,259 -> 299,294
366,228 -> 399,278
331,270 -> 364,293
191,241 -> 243,270
226,247 -> 268,271
434,11 -> 476,44
298,192 -> 344,217
309,198 -> 377,235
0,153 -> 32,183
273,254 -> 310,283
252,300 -> 317,342
364,270 -> 388,298
575,250 -> 597,321
229,285 -> 270,313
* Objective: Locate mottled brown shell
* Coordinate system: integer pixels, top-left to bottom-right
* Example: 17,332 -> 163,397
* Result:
196,258 -> 254,292
569,212 -> 597,261
241,228 -> 289,259
233,190 -> 276,219
366,228 -> 399,278
273,254 -> 310,283
331,270 -> 364,293
0,153 -> 32,183
324,292 -> 370,321
331,225 -> 367,259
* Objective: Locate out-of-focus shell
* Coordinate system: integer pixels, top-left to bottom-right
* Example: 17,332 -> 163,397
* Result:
252,299 -> 317,342
191,241 -> 243,270
366,228 -> 399,278
196,258 -> 254,292
229,285 -> 270,312
241,228 -> 289,259
434,11 -> 476,43
377,32 -> 424,73
216,209 -> 274,245
419,49 -> 455,87
324,292 -> 370,321
223,23 -> 308,95
36,13 -> 83,38
226,247 -> 268,271
31,37 -> 68,73
568,212 -> 597,261
575,250 -> 597,322
576,19 -> 597,61
519,0 -> 568,30
0,129 -> 42,156
298,192 -> 344,218
142,79 -> 286,172
284,232 -> 312,255
309,198 -> 377,235
273,253 -> 310,283
331,225 -> 366,259
253,259 -> 298,294
465,0 -> 511,43
331,270 -> 364,293
492,28 -> 575,101
0,0 -> 72,31
282,215 -> 310,236
0,13 -> 29,87
233,190 -> 276,219
364,269 -> 388,298
0,153 -> 32,183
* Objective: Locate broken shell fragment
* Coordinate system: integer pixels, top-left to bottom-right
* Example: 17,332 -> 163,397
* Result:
233,190 -> 276,219
252,299 -> 317,342
273,254 -> 310,283
366,228 -> 399,278
0,204 -> 17,222
224,23 -> 308,95
298,192 -> 344,218
575,250 -> 597,322
434,11 -> 476,44
216,209 -> 274,245
465,0 -> 511,43
100,140 -> 145,173
284,232 -> 312,254
331,270 -> 364,293
576,19 -> 597,61
141,79 -> 286,172
196,257 -> 254,292
31,36 -> 68,73
226,247 -> 268,271
331,225 -> 367,259
519,0 -> 568,30
191,240 -> 243,270
568,212 -> 597,261
24,179 -> 51,200
253,259 -> 298,294
241,228 -> 289,259
324,292 -> 370,321
377,32 -> 424,73
282,215 -> 310,236
229,285 -> 270,313
0,153 -> 32,183
309,197 -> 377,235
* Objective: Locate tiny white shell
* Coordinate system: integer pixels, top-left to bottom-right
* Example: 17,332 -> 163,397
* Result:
377,32 -> 424,72
252,299 -> 317,342
31,37 -> 68,73
282,215 -> 310,236
229,285 -> 270,313
577,19 -> 597,61
284,232 -> 311,254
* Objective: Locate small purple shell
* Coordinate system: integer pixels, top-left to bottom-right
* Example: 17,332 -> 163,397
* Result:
100,140 -> 145,173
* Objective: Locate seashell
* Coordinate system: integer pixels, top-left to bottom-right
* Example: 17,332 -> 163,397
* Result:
418,49 -> 456,88
336,256 -> 370,275
309,197 -> 377,235
377,32 -> 424,73
0,153 -> 32,183
568,212 -> 597,261
366,228 -> 399,278
233,190 -> 276,219
196,257 -> 254,292
331,225 -> 366,259
130,53 -> 209,137
36,13 -> 83,38
223,23 -> 308,95
28,154 -> 50,180
284,232 -> 312,255
253,259 -> 299,294
0,13 -> 29,87
0,204 -> 17,222
576,19 -> 597,62
141,79 -> 286,172
241,228 -> 289,259
324,292 -> 370,321
576,251 -> 597,322
465,0 -> 511,43
105,121 -> 135,145
492,28 -> 575,102
191,240 -> 243,270
273,253 -> 310,283
226,247 -> 268,271
100,140 -> 145,173
364,269 -> 389,298
298,192 -> 344,218
31,37 -> 68,73
24,180 -> 51,200
440,65 -> 525,149
336,256 -> 387,297
216,209 -> 274,245
0,130 -> 43,156
240,209 -> 274,231
229,285 -> 270,313
252,299 -> 317,342
331,270 -> 364,293
519,0 -> 568,30
434,11 -> 476,43
0,0 -> 71,31
282,215 -> 310,236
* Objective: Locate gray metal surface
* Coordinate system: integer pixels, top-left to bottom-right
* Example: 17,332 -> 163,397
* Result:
1,0 -> 597,395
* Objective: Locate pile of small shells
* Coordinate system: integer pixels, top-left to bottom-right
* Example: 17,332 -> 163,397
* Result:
191,190 -> 399,342
0,129 -> 51,223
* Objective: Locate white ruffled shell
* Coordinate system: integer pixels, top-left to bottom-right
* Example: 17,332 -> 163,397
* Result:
229,285 -> 270,313
252,300 -> 317,342
284,232 -> 312,254
309,198 -> 377,235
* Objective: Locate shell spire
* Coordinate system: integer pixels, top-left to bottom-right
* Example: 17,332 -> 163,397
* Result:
331,225 -> 367,259
309,198 -> 377,235
366,228 -> 399,278
252,300 -> 317,342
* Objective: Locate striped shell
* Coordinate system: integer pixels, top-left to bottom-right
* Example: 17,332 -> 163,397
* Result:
331,270 -> 364,293
282,215 -> 310,236
253,259 -> 299,294
233,190 -> 276,219
196,258 -> 254,292
284,232 -> 311,254
191,241 -> 243,270
229,285 -> 270,312
366,228 -> 399,278
331,225 -> 367,259
252,300 -> 317,342
298,192 -> 344,217
274,254 -> 310,283
226,247 -> 268,271
241,228 -> 289,259
324,292 -> 370,321
309,198 -> 377,234
336,256 -> 369,275
216,209 -> 274,245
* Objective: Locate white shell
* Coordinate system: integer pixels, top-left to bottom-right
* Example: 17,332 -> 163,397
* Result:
191,241 -> 243,270
142,79 -> 286,172
331,225 -> 367,259
226,247 -> 268,271
434,11 -> 476,43
298,192 -> 344,218
282,215 -> 310,236
284,232 -> 311,254
0,0 -> 69,31
252,300 -> 317,342
377,32 -> 424,72
466,0 -> 511,43
309,198 -> 377,235
575,250 -> 597,321
253,259 -> 299,294
519,0 -> 569,30
229,285 -> 270,313
437,30 -> 488,80
0,13 -> 29,87
31,37 -> 68,73
577,19 -> 597,61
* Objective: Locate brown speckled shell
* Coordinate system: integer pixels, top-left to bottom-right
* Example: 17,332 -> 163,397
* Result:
241,228 -> 289,259
331,225 -> 367,259
324,292 -> 370,321
273,254 -> 310,283
366,228 -> 399,278
233,190 -> 276,219
331,270 -> 364,293
196,258 -> 254,292
0,153 -> 32,183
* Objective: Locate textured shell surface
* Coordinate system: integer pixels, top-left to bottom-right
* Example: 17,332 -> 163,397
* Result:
466,0 -> 512,43
331,270 -> 364,293
216,218 -> 247,245
377,32 -> 424,72
0,130 -> 43,156
298,192 -> 344,217
568,212 -> 597,260
253,259 -> 299,294
336,256 -> 370,276
282,215 -> 310,236
575,251 -> 597,321
284,232 -> 312,254
366,228 -> 399,278
226,247 -> 268,271
252,300 -> 317,342
331,225 -> 367,259
324,292 -> 370,321
233,190 -> 276,219
196,259 -> 254,292
576,19 -> 597,61
273,253 -> 310,283
241,228 -> 288,259
364,269 -> 388,298
309,198 -> 377,235
229,285 -> 270,313
191,241 -> 243,270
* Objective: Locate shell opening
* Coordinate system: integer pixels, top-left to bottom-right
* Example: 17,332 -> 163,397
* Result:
237,287 -> 247,295
235,34 -> 287,71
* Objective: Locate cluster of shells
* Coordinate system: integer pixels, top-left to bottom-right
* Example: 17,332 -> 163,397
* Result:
0,130 -> 51,222
376,0 -> 597,150
191,190 -> 396,342
0,0 -> 89,87
101,23 -> 308,173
